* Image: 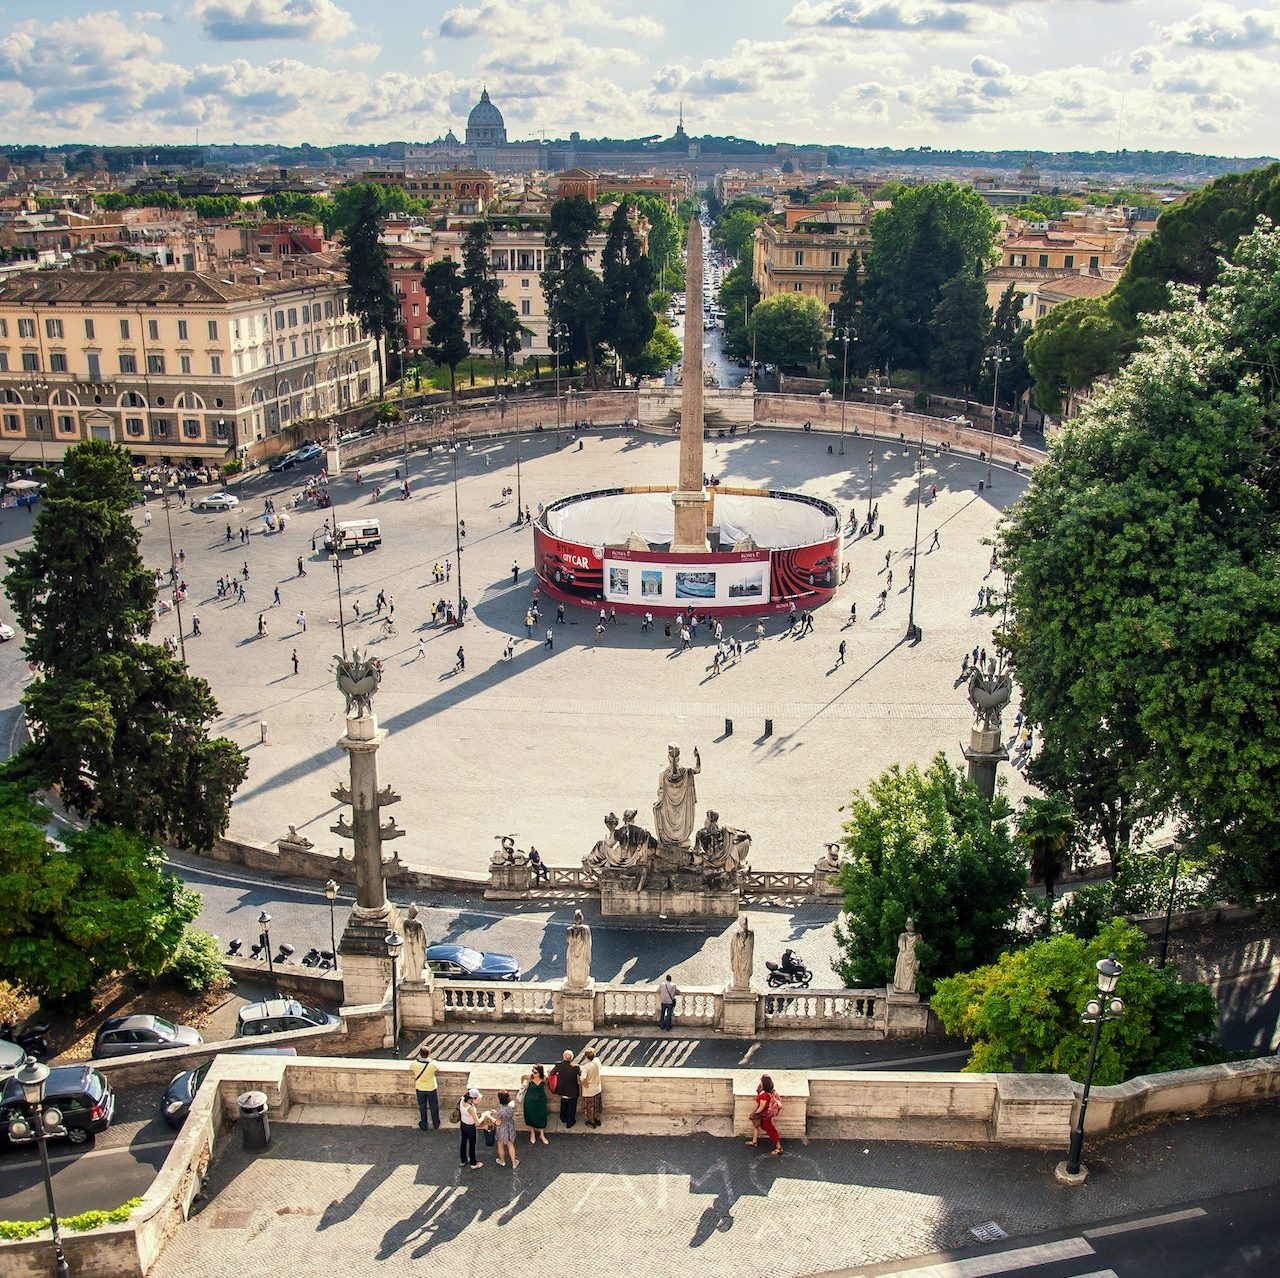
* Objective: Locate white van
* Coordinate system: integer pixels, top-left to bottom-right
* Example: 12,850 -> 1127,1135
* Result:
324,518 -> 382,552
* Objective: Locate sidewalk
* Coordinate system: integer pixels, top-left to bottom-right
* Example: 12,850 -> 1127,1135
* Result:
150,1104 -> 1280,1278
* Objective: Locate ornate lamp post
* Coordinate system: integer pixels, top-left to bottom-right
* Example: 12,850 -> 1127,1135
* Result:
11,1057 -> 70,1277
1157,846 -> 1182,969
905,415 -> 926,640
866,448 -> 875,529
385,930 -> 403,1054
329,550 -> 348,658
258,910 -> 277,998
324,878 -> 339,967
1062,954 -> 1125,1181
985,343 -> 1008,491
451,443 -> 464,621
837,324 -> 855,456
551,322 -> 569,446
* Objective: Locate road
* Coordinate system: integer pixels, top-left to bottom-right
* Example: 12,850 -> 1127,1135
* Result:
824,1186 -> 1280,1277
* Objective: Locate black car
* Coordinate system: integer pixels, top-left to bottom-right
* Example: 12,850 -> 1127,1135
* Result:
425,944 -> 521,981
161,1047 -> 297,1128
0,1065 -> 115,1147
268,450 -> 298,473
93,1013 -> 202,1059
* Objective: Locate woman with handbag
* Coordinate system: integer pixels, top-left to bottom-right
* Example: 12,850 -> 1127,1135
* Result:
520,1064 -> 550,1145
492,1090 -> 518,1168
458,1088 -> 483,1168
746,1074 -> 783,1156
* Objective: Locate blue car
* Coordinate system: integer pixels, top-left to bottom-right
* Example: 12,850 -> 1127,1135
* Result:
425,944 -> 521,981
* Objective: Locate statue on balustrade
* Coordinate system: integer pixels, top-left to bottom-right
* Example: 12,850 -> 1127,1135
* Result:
565,909 -> 592,990
401,903 -> 428,983
728,913 -> 755,991
893,918 -> 921,995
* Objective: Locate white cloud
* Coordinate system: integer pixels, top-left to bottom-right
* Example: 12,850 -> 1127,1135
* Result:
347,42 -> 381,64
1161,6 -> 1280,52
191,0 -> 354,43
786,1 -> 986,35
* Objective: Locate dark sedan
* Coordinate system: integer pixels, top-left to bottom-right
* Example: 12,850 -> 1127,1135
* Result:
93,1014 -> 202,1059
425,944 -> 521,981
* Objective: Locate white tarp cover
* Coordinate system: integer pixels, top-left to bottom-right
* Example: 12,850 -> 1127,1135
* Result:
549,491 -> 832,549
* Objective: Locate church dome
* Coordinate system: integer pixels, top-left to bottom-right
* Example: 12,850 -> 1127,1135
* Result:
465,87 -> 507,145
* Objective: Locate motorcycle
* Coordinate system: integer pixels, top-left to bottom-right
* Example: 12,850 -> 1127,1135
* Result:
764,957 -> 813,989
1,1020 -> 51,1060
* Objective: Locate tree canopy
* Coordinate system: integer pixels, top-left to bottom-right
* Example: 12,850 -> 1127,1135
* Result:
4,442 -> 246,850
462,218 -> 519,388
1024,296 -> 1126,415
931,919 -> 1218,1082
342,186 -> 402,396
928,270 -> 991,399
748,293 -> 826,370
716,259 -> 760,363
421,259 -> 471,397
542,195 -> 607,386
833,755 -> 1027,995
600,198 -> 657,383
999,218 -> 1280,896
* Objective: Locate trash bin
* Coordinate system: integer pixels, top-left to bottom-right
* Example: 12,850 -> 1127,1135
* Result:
238,1091 -> 270,1151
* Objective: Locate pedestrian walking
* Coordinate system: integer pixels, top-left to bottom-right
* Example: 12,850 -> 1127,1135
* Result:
353,600 -> 361,620
878,588 -> 887,609
734,638 -> 744,660
972,644 -> 980,664
550,1050 -> 581,1128
296,610 -> 306,631
445,558 -> 452,580
657,973 -> 679,1031
980,646 -> 988,668
884,551 -> 891,571
417,637 -> 426,660
886,569 -> 893,589
594,622 -> 605,643
512,561 -> 519,585
257,613 -> 267,637
455,645 -> 465,672
908,565 -> 914,585
930,530 -> 940,551
291,649 -> 299,674
680,626 -> 691,650
836,639 -> 846,666
520,1066 -> 550,1145
748,1074 -> 784,1156
273,586 -> 281,607
411,1045 -> 440,1131
525,611 -> 534,637
458,1089 -> 482,1168
579,1047 -> 603,1128
192,616 -> 201,637
609,607 -> 617,626
962,653 -> 970,674
557,602 -> 566,625
754,620 -> 765,645
297,556 -> 306,577
712,651 -> 722,676
850,601 -> 857,624
461,596 -> 469,620
226,524 -> 232,542
238,582 -> 247,603
492,1090 -> 518,1167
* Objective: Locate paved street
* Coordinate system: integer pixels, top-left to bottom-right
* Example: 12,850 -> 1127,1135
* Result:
148,1105 -> 1280,1278
0,424 -> 1027,879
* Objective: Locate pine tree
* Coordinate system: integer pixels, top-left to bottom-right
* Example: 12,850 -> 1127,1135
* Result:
541,195 -> 606,387
600,199 -> 656,385
827,252 -> 862,371
342,186 -> 402,398
421,259 -> 471,398
461,218 -> 507,388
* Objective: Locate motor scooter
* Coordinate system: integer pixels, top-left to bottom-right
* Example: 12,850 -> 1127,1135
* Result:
764,956 -> 813,988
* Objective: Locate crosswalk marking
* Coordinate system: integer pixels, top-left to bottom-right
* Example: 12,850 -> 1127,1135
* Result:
853,1237 -> 1095,1278
1083,1207 -> 1207,1239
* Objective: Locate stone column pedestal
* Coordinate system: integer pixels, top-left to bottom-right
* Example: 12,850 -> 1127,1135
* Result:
722,988 -> 758,1037
399,976 -> 436,1030
671,489 -> 711,553
964,724 -> 1009,801
883,989 -> 931,1038
485,861 -> 532,899
560,983 -> 596,1033
338,902 -> 403,1009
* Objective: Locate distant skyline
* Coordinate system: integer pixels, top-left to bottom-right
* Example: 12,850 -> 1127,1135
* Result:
0,2 -> 1276,157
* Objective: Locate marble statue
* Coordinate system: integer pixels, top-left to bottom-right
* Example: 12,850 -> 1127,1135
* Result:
893,918 -> 921,995
565,909 -> 592,989
491,834 -> 527,867
818,841 -> 842,872
967,667 -> 1013,732
401,902 -> 428,982
694,810 -> 751,881
334,648 -> 381,717
729,913 -> 755,991
278,825 -> 314,850
584,811 -> 659,875
653,743 -> 701,848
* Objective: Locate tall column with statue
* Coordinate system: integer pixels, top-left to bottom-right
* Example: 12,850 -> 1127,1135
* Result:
331,649 -> 404,1007
963,665 -> 1012,800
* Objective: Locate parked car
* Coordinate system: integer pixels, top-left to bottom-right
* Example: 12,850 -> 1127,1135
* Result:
234,998 -> 340,1039
0,1065 -> 115,1147
92,1014 -> 202,1059
0,622 -> 14,642
268,451 -> 298,473
294,443 -> 324,463
191,492 -> 240,512
160,1047 -> 297,1127
425,944 -> 521,981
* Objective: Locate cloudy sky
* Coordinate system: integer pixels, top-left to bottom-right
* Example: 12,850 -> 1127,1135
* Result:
0,1 -> 1275,155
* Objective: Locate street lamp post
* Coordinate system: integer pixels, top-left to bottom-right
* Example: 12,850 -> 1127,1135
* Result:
1063,954 -> 1125,1180
324,878 -> 339,968
838,325 -> 855,456
258,910 -> 277,999
23,375 -> 50,470
905,416 -> 927,640
1157,846 -> 1182,970
13,1056 -> 70,1277
985,343 -> 1008,491
329,550 -> 348,659
451,444 -> 464,621
866,448 -> 875,530
161,488 -> 187,666
551,322 -> 569,446
385,930 -> 404,1054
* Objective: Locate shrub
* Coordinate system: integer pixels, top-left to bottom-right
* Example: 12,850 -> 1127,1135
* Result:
164,926 -> 231,994
0,1198 -> 141,1239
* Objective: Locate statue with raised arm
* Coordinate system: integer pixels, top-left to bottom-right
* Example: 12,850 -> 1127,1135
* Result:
653,742 -> 701,848
565,908 -> 591,990
893,918 -> 921,995
401,902 -> 428,983
728,913 -> 755,991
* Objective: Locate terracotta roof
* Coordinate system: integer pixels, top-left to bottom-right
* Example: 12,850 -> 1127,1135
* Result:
0,263 -> 347,306
1037,274 -> 1117,301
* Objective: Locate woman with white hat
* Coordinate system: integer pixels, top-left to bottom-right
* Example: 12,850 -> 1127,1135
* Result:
458,1088 -> 483,1168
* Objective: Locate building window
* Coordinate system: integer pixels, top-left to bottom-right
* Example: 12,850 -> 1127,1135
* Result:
1011,254 -> 1026,267
302,305 -> 310,323
178,319 -> 188,341
147,319 -> 159,341
120,319 -> 130,339
180,354 -> 192,375
182,418 -> 201,439
57,414 -> 74,433
0,353 -> 7,372
45,318 -> 63,339
287,308 -> 297,326
830,252 -> 841,267
119,353 -> 137,374
84,318 -> 94,339
1038,304 -> 1047,317
1063,255 -> 1074,269
274,310 -> 285,330
214,418 -> 229,440
154,418 -> 170,438
18,318 -> 34,338
521,278 -> 530,289
21,352 -> 39,372
521,299 -> 531,316
325,300 -> 334,318
207,320 -> 219,340
50,352 -> 67,373
792,283 -> 803,292
2,414 -> 18,432
1089,255 -> 1100,269
411,303 -> 420,317
125,417 -> 144,436
1038,254 -> 1049,268
0,319 -> 6,337
87,353 -> 100,380
793,251 -> 804,266
210,355 -> 222,375
147,354 -> 166,375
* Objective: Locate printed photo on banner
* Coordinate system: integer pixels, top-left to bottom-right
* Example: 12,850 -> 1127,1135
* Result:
641,570 -> 663,597
675,570 -> 716,600
608,566 -> 630,595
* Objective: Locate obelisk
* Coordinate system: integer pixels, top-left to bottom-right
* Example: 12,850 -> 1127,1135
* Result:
671,214 -> 710,553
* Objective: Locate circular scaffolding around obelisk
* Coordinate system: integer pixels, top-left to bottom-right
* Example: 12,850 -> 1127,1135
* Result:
534,213 -> 842,617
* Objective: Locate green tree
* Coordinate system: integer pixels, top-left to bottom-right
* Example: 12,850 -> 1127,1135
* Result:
629,194 -> 681,288
1018,795 -> 1076,926
931,919 -> 1218,1081
710,206 -> 764,264
342,186 -> 402,397
542,195 -> 607,386
630,323 -> 682,380
0,782 -> 201,1007
717,259 -> 760,362
421,259 -> 471,398
833,755 -> 1027,995
1000,220 -> 1280,896
978,282 -> 1031,414
461,218 -> 507,388
1024,296 -> 1125,415
4,442 -> 246,849
600,198 -> 657,384
748,293 -> 826,370
928,269 -> 992,401
826,252 -> 862,370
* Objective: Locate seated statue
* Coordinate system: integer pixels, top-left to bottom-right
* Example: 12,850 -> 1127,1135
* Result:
585,810 -> 658,876
694,810 -> 751,885
491,834 -> 527,867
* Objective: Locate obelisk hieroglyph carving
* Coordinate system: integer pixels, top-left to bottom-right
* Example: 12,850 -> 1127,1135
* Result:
671,214 -> 710,553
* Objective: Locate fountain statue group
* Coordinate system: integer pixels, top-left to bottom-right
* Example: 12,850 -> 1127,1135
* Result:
584,743 -> 750,890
